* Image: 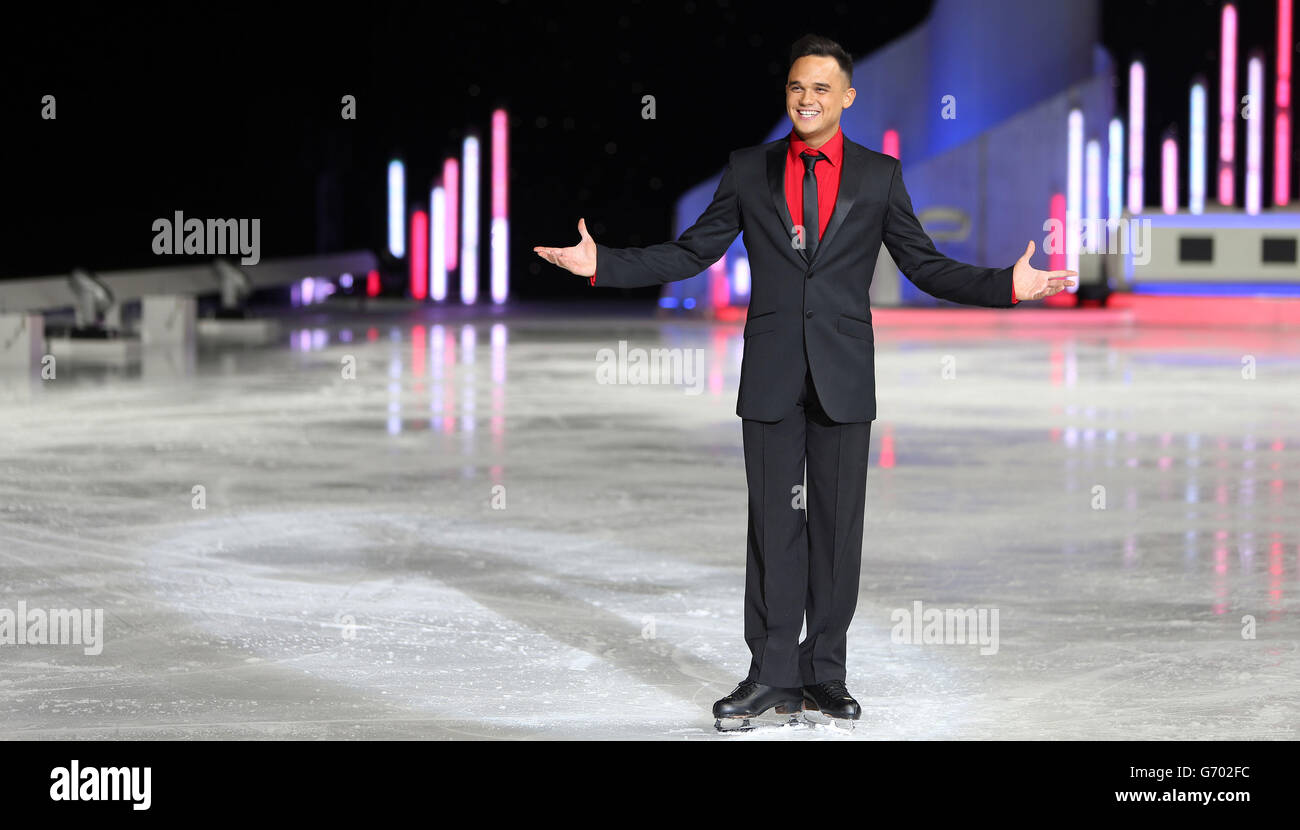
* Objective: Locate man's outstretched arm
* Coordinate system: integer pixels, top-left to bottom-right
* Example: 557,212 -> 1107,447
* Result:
534,152 -> 743,289
881,159 -> 1075,306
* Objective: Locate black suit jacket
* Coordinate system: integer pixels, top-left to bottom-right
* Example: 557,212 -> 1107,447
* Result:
594,133 -> 1017,423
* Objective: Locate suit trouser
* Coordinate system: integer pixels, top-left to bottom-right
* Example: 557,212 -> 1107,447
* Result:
741,365 -> 872,688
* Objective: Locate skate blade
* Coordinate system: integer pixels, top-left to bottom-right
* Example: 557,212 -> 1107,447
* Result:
801,709 -> 858,731
714,712 -> 802,733
714,717 -> 754,732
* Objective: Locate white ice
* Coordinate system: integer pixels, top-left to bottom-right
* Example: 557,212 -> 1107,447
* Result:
1,304 -> 1297,739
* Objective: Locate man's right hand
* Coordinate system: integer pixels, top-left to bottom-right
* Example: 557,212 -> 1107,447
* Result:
533,218 -> 597,278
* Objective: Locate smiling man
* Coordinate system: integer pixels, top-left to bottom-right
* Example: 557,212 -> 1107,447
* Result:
535,34 -> 1075,730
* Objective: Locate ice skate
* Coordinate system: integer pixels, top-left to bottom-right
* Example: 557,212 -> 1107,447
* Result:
801,680 -> 861,730
712,680 -> 804,731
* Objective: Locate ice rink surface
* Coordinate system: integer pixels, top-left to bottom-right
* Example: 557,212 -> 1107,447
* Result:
2,301 -> 1297,740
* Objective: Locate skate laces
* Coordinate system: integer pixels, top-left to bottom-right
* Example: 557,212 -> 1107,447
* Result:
729,680 -> 757,699
818,679 -> 850,699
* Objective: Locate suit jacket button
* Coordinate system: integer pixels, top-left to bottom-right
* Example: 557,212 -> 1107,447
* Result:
805,310 -> 814,318
806,271 -> 813,279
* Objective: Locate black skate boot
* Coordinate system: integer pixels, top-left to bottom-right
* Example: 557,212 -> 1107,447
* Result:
801,679 -> 861,729
712,680 -> 803,731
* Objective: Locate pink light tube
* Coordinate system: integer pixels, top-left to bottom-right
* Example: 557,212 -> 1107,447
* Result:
443,158 -> 460,271
882,129 -> 900,160
1162,136 -> 1179,215
1129,61 -> 1145,214
410,209 -> 428,300
1276,0 -> 1292,205
491,108 -> 509,304
1218,3 -> 1237,206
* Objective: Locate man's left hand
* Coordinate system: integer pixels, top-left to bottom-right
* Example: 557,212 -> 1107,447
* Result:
1012,240 -> 1077,300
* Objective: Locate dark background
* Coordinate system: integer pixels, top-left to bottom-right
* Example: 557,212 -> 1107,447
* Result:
2,0 -> 1290,295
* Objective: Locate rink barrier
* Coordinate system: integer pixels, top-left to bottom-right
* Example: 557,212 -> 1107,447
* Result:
0,251 -> 379,315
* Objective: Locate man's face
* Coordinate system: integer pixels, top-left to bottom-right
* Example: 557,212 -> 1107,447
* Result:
785,55 -> 855,147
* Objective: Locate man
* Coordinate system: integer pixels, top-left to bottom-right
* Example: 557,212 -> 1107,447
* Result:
535,34 -> 1074,729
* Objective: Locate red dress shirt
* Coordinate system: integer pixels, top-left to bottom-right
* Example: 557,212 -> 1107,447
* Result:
786,126 -> 844,244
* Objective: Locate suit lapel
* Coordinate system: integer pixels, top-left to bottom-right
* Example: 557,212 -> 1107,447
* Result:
766,139 -> 804,263
812,138 -> 861,267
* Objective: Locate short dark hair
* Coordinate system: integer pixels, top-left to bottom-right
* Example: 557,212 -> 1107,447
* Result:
788,34 -> 853,85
